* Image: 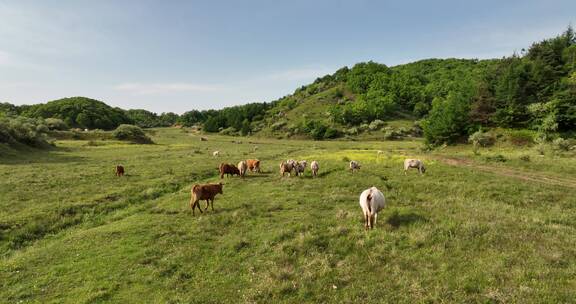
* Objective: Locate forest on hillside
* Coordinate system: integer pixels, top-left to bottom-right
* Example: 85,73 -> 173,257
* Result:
1,28 -> 575,147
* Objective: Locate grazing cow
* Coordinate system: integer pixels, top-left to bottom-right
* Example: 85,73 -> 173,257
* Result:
404,159 -> 426,175
189,183 -> 223,216
237,160 -> 248,177
349,161 -> 361,172
359,186 -> 386,230
219,163 -> 241,179
280,161 -> 294,177
311,161 -> 319,177
294,160 -> 307,176
200,137 -> 208,141
115,165 -> 125,177
246,159 -> 261,173
213,151 -> 220,157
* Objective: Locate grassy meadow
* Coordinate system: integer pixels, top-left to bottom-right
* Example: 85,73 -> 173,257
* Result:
1,128 -> 576,303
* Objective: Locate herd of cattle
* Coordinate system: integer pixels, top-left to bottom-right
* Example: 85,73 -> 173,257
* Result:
115,153 -> 427,230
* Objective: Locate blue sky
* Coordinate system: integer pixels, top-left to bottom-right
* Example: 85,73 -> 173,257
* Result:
0,0 -> 574,113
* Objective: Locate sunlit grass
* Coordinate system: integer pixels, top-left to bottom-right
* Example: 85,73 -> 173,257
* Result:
1,128 -> 575,303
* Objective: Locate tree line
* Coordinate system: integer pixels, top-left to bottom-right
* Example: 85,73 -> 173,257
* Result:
1,27 -> 574,144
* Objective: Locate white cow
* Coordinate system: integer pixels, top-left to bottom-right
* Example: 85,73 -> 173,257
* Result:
349,160 -> 361,172
359,187 -> 386,230
310,161 -> 319,177
213,151 -> 220,157
404,159 -> 426,175
237,160 -> 247,177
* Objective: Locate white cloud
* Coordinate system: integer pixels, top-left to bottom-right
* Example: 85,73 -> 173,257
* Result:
114,82 -> 223,95
0,50 -> 14,66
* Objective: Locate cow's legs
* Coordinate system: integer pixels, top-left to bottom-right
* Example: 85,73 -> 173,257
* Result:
191,199 -> 203,216
364,213 -> 369,230
204,199 -> 210,211
210,199 -> 214,211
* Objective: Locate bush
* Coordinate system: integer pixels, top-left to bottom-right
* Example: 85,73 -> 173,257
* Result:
309,125 -> 327,140
506,130 -> 535,146
0,116 -> 52,148
219,127 -> 238,136
44,118 -> 68,130
345,127 -> 359,135
323,127 -> 339,139
410,122 -> 424,137
383,129 -> 400,140
368,119 -> 385,131
422,92 -> 472,145
271,121 -> 287,131
551,137 -> 574,151
468,130 -> 496,148
112,124 -> 153,144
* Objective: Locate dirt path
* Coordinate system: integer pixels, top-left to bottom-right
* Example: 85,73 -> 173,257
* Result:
433,156 -> 576,189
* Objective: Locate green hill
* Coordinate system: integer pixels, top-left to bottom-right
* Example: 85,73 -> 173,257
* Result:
254,58 -> 498,139
19,97 -> 132,130
2,28 -> 575,143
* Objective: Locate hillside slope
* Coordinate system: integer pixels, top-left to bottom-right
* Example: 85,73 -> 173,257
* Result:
254,58 -> 496,139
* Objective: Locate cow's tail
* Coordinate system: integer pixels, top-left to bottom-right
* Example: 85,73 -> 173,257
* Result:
366,190 -> 373,214
190,185 -> 199,208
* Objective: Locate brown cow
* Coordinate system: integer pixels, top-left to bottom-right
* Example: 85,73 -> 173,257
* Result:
246,159 -> 261,173
189,183 -> 223,216
280,161 -> 294,177
219,163 -> 241,179
115,165 -> 125,177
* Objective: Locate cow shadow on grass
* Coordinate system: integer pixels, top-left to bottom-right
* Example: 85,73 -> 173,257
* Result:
242,173 -> 272,179
386,211 -> 427,229
315,168 -> 339,178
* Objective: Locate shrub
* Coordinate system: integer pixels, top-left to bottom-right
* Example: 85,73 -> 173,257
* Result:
422,93 -> 472,145
468,130 -> 496,148
112,124 -> 153,144
410,122 -> 424,137
323,127 -> 339,139
271,121 -> 287,131
219,127 -> 238,136
383,129 -> 401,140
309,125 -> 327,140
345,127 -> 359,135
0,116 -> 52,148
506,130 -> 535,146
368,119 -> 385,131
551,137 -> 574,151
44,118 -> 68,130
